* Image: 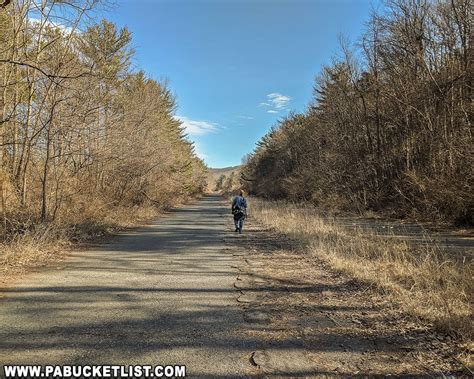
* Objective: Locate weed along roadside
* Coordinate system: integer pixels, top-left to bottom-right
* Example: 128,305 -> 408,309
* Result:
240,198 -> 472,370
217,188 -> 472,374
0,198 -> 204,288
248,199 -> 472,339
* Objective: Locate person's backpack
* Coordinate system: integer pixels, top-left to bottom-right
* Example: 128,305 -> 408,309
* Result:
232,197 -> 244,214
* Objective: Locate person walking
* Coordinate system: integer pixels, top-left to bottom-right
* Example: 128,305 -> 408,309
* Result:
231,190 -> 248,234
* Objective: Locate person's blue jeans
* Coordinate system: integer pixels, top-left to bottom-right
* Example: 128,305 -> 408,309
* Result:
234,212 -> 245,232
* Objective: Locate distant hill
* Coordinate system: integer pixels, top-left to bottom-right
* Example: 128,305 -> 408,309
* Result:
207,166 -> 242,192
209,165 -> 241,175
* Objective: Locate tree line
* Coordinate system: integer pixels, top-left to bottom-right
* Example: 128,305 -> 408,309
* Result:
242,0 -> 472,225
215,172 -> 237,192
0,0 -> 207,236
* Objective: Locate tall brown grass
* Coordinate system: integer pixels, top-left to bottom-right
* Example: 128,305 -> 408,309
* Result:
251,198 -> 473,341
0,203 -> 163,284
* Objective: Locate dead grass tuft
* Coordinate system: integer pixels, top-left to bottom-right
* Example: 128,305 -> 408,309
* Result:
0,226 -> 68,282
0,203 -> 163,284
251,199 -> 473,341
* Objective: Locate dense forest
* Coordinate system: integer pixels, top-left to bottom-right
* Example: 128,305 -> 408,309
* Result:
0,0 -> 207,240
242,0 -> 472,225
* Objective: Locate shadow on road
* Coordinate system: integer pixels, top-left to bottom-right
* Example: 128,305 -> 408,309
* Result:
0,195 -> 466,376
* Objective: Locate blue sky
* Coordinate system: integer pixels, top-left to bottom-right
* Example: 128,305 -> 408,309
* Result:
104,0 -> 382,168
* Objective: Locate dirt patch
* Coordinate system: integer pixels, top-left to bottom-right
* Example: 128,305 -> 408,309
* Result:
227,220 -> 472,376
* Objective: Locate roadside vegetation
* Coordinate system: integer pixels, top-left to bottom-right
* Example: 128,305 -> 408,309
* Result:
0,1 -> 207,278
251,199 -> 472,342
210,166 -> 241,195
242,0 -> 472,226
241,0 -> 472,343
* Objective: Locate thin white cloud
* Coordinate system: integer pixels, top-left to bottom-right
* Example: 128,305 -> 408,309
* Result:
176,115 -> 218,136
267,92 -> 291,109
259,92 -> 291,113
28,17 -> 74,35
237,115 -> 254,120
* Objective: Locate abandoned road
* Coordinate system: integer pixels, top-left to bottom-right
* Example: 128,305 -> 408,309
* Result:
0,195 -> 258,377
0,195 -> 466,377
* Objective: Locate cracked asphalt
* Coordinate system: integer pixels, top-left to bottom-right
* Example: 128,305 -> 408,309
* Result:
0,195 -> 258,377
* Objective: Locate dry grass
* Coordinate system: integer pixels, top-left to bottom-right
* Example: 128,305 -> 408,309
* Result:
0,227 -> 66,278
0,203 -> 163,284
0,181 -> 202,283
250,198 -> 473,341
